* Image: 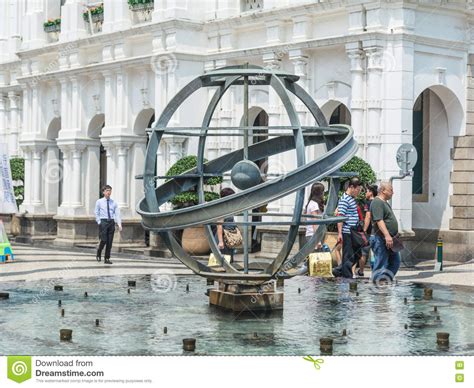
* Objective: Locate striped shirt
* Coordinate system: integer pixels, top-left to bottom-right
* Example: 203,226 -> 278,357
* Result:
338,193 -> 359,234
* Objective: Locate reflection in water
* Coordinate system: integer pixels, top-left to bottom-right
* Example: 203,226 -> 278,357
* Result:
0,275 -> 472,356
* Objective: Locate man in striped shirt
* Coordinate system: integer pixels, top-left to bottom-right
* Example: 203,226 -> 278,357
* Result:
333,177 -> 362,278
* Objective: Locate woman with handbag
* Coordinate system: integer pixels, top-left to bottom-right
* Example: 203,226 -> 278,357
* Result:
216,188 -> 242,263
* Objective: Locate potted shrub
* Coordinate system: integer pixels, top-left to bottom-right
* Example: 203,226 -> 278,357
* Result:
129,0 -> 154,24
128,0 -> 154,12
165,156 -> 222,255
83,3 -> 104,24
43,18 -> 61,33
9,157 -> 24,237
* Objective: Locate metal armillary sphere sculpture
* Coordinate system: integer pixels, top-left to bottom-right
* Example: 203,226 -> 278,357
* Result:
137,65 -> 358,286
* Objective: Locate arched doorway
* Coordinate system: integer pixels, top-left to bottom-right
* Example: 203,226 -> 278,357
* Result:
87,113 -> 106,198
134,108 -> 155,246
240,107 -> 269,252
411,86 -> 464,231
320,100 -> 351,125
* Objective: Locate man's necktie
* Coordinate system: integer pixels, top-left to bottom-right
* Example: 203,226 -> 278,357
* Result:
107,199 -> 111,220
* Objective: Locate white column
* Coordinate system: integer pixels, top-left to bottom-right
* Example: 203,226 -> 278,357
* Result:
71,147 -> 84,206
8,92 -> 20,156
115,71 -> 128,129
21,85 -> 31,133
70,76 -> 80,130
31,86 -> 39,134
156,143 -> 166,187
289,50 -> 309,125
0,94 -> 6,145
166,63 -> 179,126
378,40 -> 415,234
0,1 -> 8,62
116,145 -> 129,207
346,46 -> 365,155
262,54 -> 283,215
22,0 -> 46,50
168,139 -> 184,166
103,0 -> 131,33
106,145 -> 115,189
365,46 -> 383,173
32,148 -> 43,205
59,0 -> 87,42
59,148 -> 72,208
59,78 -> 69,130
21,149 -> 32,208
102,71 -> 115,127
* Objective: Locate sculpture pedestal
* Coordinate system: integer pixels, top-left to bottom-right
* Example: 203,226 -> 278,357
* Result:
209,282 -> 283,312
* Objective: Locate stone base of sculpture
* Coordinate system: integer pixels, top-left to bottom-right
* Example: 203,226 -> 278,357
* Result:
209,281 -> 283,312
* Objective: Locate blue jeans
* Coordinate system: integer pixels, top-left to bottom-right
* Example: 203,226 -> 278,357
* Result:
370,235 -> 400,281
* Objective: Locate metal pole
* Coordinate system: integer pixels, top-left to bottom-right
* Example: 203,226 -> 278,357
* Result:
243,74 -> 249,273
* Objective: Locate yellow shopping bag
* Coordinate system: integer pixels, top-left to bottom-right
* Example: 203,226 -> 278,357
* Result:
208,253 -> 232,267
308,252 -> 334,278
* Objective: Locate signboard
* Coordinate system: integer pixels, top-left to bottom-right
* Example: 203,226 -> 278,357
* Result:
396,143 -> 418,175
0,143 -> 18,214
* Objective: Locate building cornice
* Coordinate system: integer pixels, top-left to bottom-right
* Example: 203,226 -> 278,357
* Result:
15,19 -> 205,61
11,30 -> 468,85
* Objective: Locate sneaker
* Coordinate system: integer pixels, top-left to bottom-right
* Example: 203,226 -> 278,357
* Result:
357,269 -> 364,277
104,259 -> 113,265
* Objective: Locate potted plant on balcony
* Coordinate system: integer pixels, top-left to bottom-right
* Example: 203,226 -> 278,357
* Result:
128,0 -> 154,23
128,0 -> 154,11
165,155 -> 222,255
43,18 -> 61,33
82,4 -> 104,32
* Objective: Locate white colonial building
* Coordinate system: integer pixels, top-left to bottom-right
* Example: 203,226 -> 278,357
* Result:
0,0 -> 473,261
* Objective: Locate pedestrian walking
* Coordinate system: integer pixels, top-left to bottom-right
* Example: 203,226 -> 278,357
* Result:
95,185 -> 122,264
332,177 -> 362,278
370,182 -> 402,282
359,184 -> 378,275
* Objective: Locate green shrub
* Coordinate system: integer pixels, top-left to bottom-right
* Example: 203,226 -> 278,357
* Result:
10,158 -> 24,207
325,156 -> 376,231
165,155 -> 223,208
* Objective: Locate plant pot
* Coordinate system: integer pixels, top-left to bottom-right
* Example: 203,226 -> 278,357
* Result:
182,225 -> 210,255
83,13 -> 104,23
44,24 -> 61,33
130,2 -> 154,12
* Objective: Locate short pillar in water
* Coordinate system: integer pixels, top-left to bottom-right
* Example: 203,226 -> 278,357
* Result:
424,288 -> 433,300
434,238 -> 443,272
183,338 -> 196,351
320,338 -> 333,354
60,329 -> 73,341
437,332 -> 449,347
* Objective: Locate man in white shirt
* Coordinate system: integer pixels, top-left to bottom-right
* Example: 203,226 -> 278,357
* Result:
95,185 -> 122,264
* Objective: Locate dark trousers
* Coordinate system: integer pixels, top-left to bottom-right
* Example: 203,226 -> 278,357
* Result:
333,233 -> 361,278
97,220 -> 115,260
